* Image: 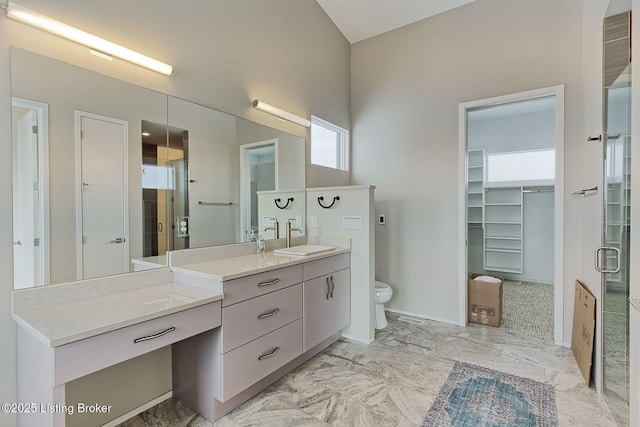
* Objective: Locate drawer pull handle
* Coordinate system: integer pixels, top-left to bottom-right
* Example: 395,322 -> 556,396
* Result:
326,277 -> 331,299
258,308 -> 280,319
258,347 -> 280,361
330,275 -> 335,298
258,278 -> 280,287
133,327 -> 176,343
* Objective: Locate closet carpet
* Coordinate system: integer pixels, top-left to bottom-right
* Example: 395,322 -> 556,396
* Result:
118,313 -> 614,426
501,280 -> 554,342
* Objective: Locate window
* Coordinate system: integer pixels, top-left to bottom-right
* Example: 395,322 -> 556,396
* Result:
311,116 -> 349,171
486,149 -> 555,184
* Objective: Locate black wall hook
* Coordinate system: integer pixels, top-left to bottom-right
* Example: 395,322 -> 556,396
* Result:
275,197 -> 294,209
317,196 -> 340,209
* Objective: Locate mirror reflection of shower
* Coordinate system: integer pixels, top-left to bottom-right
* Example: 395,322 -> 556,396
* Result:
141,120 -> 190,257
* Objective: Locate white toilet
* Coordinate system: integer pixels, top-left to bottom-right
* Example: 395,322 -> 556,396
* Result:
374,281 -> 394,329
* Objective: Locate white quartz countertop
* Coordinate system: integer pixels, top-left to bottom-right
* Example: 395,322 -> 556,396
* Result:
130,255 -> 168,268
12,282 -> 223,347
171,247 -> 351,281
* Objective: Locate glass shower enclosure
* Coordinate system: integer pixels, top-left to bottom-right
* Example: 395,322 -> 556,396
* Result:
600,6 -> 631,426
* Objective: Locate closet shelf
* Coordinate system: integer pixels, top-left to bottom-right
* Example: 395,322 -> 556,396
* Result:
485,248 -> 522,254
485,221 -> 522,225
485,236 -> 521,241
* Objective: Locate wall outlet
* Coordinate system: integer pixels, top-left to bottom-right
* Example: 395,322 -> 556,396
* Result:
378,214 -> 386,225
310,215 -> 318,228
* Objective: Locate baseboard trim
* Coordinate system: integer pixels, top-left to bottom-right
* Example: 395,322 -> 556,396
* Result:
102,391 -> 172,427
341,333 -> 374,344
386,308 -> 464,327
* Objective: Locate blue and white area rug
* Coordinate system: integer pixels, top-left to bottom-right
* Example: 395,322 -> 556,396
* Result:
423,361 -> 558,426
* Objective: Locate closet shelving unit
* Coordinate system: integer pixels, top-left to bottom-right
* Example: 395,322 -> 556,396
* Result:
483,187 -> 523,274
604,135 -> 631,288
467,149 -> 485,227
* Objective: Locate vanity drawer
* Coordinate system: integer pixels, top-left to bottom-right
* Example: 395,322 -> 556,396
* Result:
221,264 -> 302,307
53,301 -> 221,385
302,253 -> 350,281
222,284 -> 302,353
218,319 -> 302,401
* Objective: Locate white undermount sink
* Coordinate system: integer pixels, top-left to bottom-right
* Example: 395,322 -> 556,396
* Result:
273,245 -> 335,256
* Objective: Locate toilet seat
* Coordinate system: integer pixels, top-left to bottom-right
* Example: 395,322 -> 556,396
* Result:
374,281 -> 392,297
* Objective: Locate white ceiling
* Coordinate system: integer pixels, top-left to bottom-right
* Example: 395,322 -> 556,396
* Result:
315,0 -> 478,44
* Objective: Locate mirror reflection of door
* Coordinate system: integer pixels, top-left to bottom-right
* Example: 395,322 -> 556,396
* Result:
75,111 -> 129,280
12,97 -> 49,288
240,140 -> 277,241
141,121 -> 189,257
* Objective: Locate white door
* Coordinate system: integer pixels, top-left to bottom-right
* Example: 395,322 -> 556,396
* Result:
76,112 -> 129,279
12,109 -> 39,288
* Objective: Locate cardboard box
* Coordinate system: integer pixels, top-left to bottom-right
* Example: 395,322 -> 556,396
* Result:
468,274 -> 502,327
571,280 -> 596,385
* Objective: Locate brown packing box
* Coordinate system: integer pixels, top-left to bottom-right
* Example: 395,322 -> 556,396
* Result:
468,274 -> 502,327
571,280 -> 596,385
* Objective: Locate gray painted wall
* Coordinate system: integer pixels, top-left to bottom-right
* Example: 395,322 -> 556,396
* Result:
0,1 -> 350,425
351,0 -> 584,334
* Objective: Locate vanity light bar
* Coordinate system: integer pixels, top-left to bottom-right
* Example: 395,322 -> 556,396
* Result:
3,2 -> 173,76
252,100 -> 311,127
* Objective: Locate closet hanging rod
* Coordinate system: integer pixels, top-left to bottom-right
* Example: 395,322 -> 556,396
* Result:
522,189 -> 554,193
198,201 -> 235,206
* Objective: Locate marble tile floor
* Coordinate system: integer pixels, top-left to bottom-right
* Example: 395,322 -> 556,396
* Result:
119,313 -> 617,426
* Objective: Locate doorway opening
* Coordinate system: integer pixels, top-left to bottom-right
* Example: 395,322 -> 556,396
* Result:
239,140 -> 277,242
459,86 -> 565,346
11,97 -> 49,288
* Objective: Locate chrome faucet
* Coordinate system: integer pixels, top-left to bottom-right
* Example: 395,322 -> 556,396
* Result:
286,218 -> 302,248
264,218 -> 280,239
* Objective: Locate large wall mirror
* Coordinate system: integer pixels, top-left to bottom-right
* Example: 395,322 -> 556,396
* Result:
11,48 -> 306,289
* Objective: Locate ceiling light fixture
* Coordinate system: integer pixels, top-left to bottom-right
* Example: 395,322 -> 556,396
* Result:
252,100 -> 311,127
3,1 -> 173,76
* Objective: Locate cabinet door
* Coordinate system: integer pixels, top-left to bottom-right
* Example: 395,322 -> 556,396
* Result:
303,268 -> 350,352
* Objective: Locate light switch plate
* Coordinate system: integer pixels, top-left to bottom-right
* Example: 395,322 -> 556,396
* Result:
378,214 -> 386,225
295,215 -> 302,227
310,216 -> 318,228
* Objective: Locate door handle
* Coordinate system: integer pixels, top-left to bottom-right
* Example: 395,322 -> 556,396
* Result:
594,246 -> 621,273
629,297 -> 640,312
326,277 -> 331,299
110,237 -> 126,244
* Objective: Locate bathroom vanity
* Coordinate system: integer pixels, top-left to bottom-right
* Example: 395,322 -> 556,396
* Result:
171,248 -> 350,422
12,246 -> 350,426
